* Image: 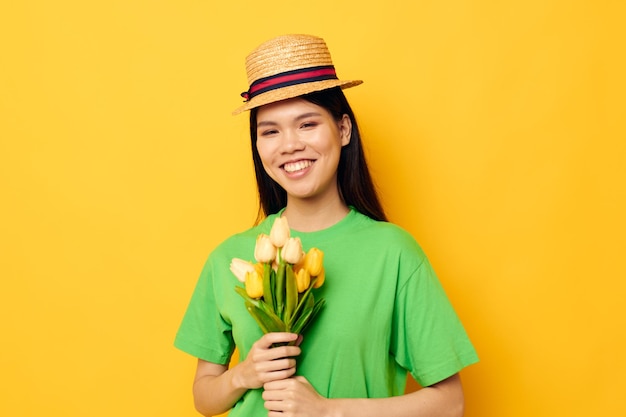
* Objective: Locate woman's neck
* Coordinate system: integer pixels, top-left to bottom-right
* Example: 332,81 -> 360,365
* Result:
282,197 -> 350,232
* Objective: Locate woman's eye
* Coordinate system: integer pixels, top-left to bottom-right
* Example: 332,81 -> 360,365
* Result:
260,129 -> 278,136
301,121 -> 318,129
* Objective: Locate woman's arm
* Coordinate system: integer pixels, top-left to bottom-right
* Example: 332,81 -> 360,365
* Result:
192,332 -> 301,417
262,373 -> 465,417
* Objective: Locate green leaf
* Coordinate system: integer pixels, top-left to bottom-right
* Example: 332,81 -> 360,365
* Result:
246,301 -> 286,333
262,263 -> 274,314
244,301 -> 270,333
275,262 -> 286,320
235,285 -> 259,306
289,279 -> 316,325
292,298 -> 325,335
236,285 -> 287,332
284,264 -> 297,324
256,300 -> 288,332
302,298 -> 325,334
269,267 -> 276,312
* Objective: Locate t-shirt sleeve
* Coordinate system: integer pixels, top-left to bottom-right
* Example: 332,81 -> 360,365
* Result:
390,257 -> 479,387
174,256 -> 235,365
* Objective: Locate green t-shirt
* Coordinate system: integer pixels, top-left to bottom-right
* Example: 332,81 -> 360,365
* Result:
175,208 -> 478,416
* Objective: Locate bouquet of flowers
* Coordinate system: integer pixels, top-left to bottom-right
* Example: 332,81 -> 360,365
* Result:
230,217 -> 326,338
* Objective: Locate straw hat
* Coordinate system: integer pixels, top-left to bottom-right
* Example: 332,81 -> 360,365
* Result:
232,34 -> 362,115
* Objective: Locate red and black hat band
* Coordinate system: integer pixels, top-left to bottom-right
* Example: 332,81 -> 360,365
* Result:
241,65 -> 338,102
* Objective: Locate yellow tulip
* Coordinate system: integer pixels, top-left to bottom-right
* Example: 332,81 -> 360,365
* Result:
269,216 -> 290,248
282,237 -> 304,264
304,247 -> 324,276
230,258 -> 255,283
295,267 -> 311,293
312,267 -> 325,288
245,270 -> 264,299
254,234 -> 276,263
253,262 -> 265,276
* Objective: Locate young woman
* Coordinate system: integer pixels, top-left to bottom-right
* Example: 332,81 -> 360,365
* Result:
175,34 -> 478,417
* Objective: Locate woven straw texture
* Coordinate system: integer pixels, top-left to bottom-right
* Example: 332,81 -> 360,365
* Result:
232,34 -> 362,115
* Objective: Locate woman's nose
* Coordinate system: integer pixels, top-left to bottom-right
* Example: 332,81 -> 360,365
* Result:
281,130 -> 305,153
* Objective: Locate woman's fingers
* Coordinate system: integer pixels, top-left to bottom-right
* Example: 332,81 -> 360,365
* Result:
251,333 -> 301,363
254,357 -> 297,374
263,377 -> 327,416
238,332 -> 301,388
257,332 -> 299,347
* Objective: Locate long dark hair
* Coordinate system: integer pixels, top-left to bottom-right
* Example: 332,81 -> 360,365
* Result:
249,87 -> 387,224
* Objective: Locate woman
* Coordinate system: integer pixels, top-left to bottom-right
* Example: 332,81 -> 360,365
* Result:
175,34 -> 478,417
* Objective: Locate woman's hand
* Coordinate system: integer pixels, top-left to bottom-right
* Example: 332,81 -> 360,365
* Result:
233,332 -> 301,390
261,373 -> 465,417
263,376 -> 332,417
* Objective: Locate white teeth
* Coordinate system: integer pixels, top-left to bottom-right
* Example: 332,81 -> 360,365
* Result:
283,160 -> 313,173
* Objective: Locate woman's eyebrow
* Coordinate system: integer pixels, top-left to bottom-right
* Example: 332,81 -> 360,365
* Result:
258,112 -> 323,128
257,120 -> 278,128
294,112 -> 322,120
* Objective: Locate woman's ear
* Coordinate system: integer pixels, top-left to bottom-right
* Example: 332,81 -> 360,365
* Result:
338,114 -> 352,146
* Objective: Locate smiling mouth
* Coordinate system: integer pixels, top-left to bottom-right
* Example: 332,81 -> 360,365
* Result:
283,160 -> 314,173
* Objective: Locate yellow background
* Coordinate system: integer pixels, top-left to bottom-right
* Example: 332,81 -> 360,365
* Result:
1,1 -> 624,416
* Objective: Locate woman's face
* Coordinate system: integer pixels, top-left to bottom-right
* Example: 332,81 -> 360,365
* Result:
255,97 -> 351,206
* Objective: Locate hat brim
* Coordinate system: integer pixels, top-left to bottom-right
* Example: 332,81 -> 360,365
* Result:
232,79 -> 362,115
